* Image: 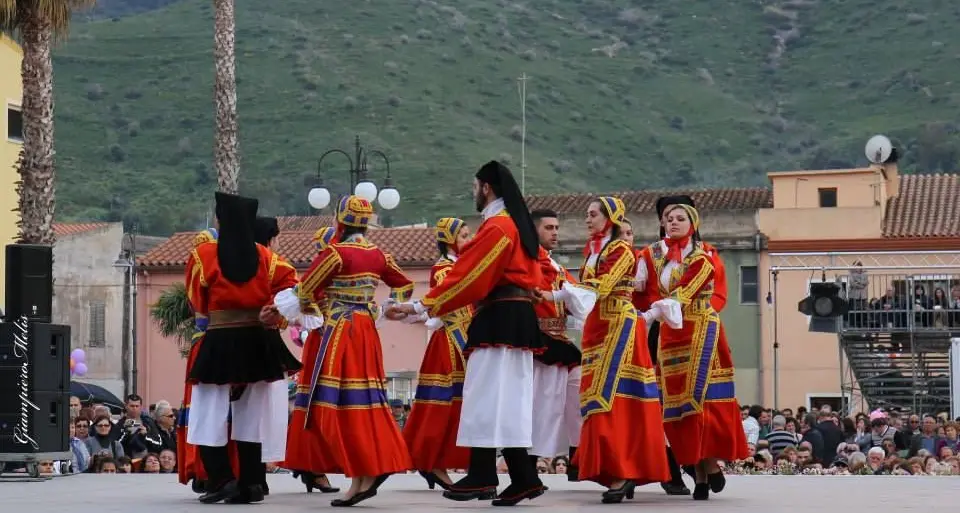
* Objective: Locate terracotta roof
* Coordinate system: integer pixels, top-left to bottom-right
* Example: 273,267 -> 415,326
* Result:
883,173 -> 960,238
276,215 -> 335,231
525,187 -> 772,214
53,222 -> 111,237
138,227 -> 436,269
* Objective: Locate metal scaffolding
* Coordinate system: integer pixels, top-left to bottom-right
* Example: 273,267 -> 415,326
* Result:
767,250 -> 960,414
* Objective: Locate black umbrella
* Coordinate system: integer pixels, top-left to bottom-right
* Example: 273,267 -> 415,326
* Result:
70,381 -> 124,413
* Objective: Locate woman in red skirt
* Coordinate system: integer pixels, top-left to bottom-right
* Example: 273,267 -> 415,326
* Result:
542,197 -> 673,503
281,226 -> 340,494
399,217 -> 473,490
637,202 -> 749,500
279,196 -> 413,507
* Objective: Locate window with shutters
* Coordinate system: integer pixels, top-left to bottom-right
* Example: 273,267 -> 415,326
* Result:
740,266 -> 759,304
88,301 -> 106,347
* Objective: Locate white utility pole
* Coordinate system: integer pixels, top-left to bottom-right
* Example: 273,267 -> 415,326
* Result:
517,73 -> 529,195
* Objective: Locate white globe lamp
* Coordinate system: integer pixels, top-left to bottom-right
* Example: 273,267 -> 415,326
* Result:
378,187 -> 401,210
354,180 -> 378,202
307,187 -> 331,210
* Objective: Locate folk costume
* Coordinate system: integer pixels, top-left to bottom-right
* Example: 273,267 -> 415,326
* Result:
281,225 -> 340,494
636,201 -> 748,501
530,247 -> 593,468
251,217 -> 302,477
403,161 -> 546,506
185,192 -> 303,504
177,228 -> 240,493
573,196 -> 677,503
281,196 -> 413,507
400,217 -> 473,489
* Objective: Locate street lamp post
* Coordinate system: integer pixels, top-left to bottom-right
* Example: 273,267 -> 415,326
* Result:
308,135 -> 401,211
112,226 -> 139,397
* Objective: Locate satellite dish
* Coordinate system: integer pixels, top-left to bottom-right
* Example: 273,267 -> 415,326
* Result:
865,135 -> 893,164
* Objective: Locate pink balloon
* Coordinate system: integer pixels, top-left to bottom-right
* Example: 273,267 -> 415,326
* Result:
74,362 -> 88,376
71,349 -> 85,364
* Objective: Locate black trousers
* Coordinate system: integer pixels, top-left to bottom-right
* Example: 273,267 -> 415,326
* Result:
462,447 -> 539,487
198,442 -> 263,489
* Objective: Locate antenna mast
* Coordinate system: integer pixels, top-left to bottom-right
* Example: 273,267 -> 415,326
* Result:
517,73 -> 529,195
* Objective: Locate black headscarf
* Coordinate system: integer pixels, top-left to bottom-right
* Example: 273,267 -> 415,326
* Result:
475,160 -> 539,258
214,191 -> 260,283
254,216 -> 280,246
656,194 -> 695,238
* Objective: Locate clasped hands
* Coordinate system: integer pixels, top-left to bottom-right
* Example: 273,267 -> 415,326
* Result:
384,302 -> 417,321
532,288 -> 553,302
259,304 -> 283,327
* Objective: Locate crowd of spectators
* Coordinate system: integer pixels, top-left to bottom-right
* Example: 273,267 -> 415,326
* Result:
738,404 -> 960,475
8,392 -> 958,478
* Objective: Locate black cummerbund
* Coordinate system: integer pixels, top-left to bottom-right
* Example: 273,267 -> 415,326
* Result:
464,285 -> 545,357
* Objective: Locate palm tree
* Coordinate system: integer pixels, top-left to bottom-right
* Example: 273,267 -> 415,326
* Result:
0,1 -> 95,244
149,282 -> 194,357
213,0 -> 238,194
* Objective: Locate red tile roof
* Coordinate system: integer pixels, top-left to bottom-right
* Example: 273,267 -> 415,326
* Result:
525,187 -> 773,214
883,173 -> 960,238
53,222 -> 111,237
138,227 -> 437,270
276,215 -> 335,231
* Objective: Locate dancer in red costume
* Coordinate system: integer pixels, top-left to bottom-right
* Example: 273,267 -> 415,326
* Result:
280,225 -> 340,495
177,228 -> 240,494
528,209 -> 593,482
279,196 -> 413,507
185,192 -> 302,504
397,217 -> 474,490
390,161 -> 547,506
540,196 -> 675,503
634,198 -> 749,501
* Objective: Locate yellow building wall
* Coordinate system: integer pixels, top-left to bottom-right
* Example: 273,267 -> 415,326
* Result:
0,34 -> 24,305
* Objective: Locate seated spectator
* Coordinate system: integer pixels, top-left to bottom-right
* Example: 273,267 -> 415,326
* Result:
866,447 -> 885,474
149,401 -> 177,453
846,451 -> 866,473
551,456 -> 569,475
98,457 -> 117,474
140,453 -> 161,473
85,414 -> 124,460
935,422 -> 959,455
116,456 -> 133,474
765,415 -> 798,456
908,415 -> 940,457
158,449 -> 177,473
117,394 -> 160,460
69,419 -> 90,473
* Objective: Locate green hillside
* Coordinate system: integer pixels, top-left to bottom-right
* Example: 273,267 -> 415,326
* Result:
49,0 -> 960,234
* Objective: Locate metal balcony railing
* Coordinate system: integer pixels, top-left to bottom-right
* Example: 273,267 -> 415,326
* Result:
836,272 -> 960,334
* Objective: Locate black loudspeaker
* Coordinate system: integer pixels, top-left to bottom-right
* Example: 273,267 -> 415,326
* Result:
5,244 -> 54,324
0,321 -> 71,455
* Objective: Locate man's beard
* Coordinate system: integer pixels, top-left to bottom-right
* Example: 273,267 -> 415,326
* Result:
474,191 -> 486,212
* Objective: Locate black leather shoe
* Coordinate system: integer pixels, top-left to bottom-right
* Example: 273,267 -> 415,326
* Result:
198,480 -> 240,504
331,488 -> 377,507
693,483 -> 710,500
492,484 -> 546,506
662,481 -> 691,495
601,480 -> 636,504
442,486 -> 498,501
707,471 -> 726,493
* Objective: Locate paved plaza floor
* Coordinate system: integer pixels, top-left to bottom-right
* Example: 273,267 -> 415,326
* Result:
2,472 -> 955,511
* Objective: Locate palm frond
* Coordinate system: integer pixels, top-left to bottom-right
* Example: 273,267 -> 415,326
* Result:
0,1 -> 97,39
149,282 -> 195,358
